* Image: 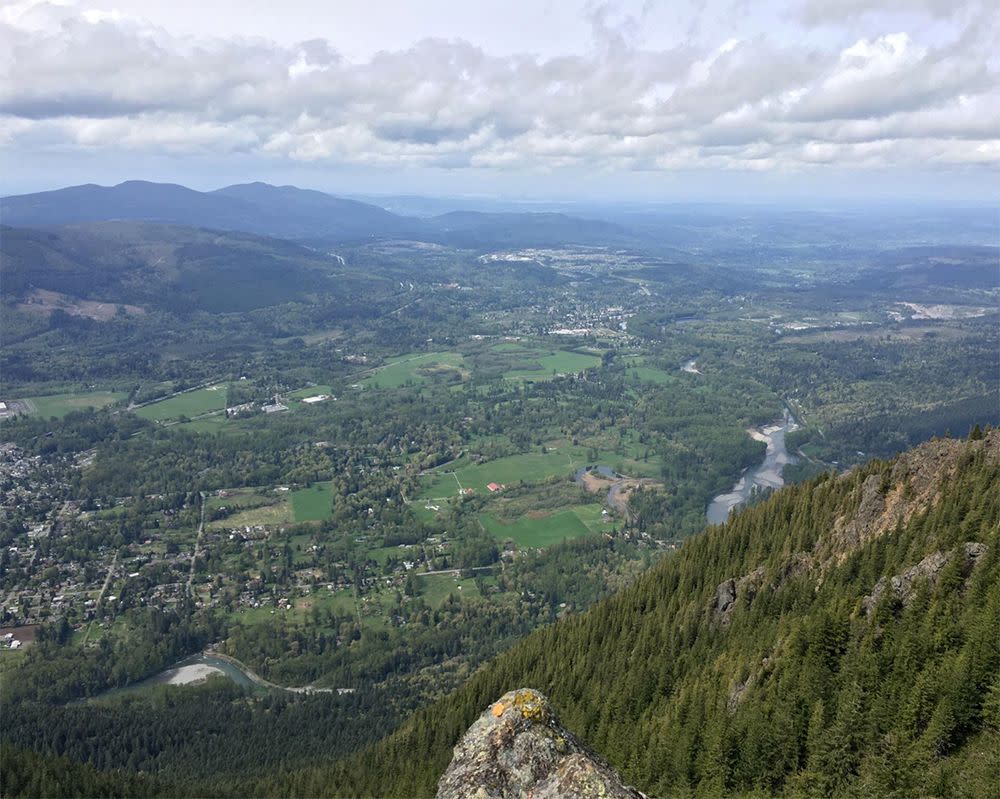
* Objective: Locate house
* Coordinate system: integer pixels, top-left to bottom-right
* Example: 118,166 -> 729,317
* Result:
226,403 -> 255,417
486,482 -> 504,492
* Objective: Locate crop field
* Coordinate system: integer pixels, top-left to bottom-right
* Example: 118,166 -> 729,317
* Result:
290,482 -> 333,522
22,390 -> 127,419
134,385 -> 227,421
481,504 -> 609,548
363,352 -> 467,389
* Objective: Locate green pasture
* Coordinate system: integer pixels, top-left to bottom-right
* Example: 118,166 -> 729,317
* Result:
417,436 -> 662,498
134,385 -> 227,421
571,503 -> 619,533
481,505 -> 606,548
208,500 -> 292,529
290,482 -> 333,522
409,501 -> 448,523
287,385 -> 334,400
176,416 -> 230,434
417,449 -> 583,498
502,349 -> 601,381
22,390 -> 126,419
417,574 -> 483,607
364,352 -> 467,389
626,366 -> 676,385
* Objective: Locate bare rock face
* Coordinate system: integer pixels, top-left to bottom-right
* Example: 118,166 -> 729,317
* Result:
862,542 -> 989,615
436,688 -> 645,799
824,430 -> 999,564
712,567 -> 766,625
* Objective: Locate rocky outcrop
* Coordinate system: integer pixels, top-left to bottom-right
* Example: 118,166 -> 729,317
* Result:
712,566 -> 766,624
823,432 -> 998,564
862,542 -> 989,615
436,688 -> 645,799
713,578 -> 737,617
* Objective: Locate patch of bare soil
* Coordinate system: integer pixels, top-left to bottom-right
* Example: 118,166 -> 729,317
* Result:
17,289 -> 145,322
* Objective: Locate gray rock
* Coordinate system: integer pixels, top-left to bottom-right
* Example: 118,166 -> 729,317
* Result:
713,578 -> 737,616
436,688 -> 645,799
712,567 -> 767,625
862,542 -> 989,615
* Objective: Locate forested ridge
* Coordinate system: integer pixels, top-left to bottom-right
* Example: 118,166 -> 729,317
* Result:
2,432 -> 997,798
261,429 -> 1000,798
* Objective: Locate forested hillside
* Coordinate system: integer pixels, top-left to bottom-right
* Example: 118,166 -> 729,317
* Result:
267,429 -> 1000,798
0,223 -> 391,314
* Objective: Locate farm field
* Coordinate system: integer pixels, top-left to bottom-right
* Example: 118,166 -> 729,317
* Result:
134,385 -> 227,421
416,574 -> 483,608
417,449 -> 583,498
21,390 -> 127,419
287,385 -> 334,400
778,325 -> 969,344
502,349 -> 601,381
625,365 -> 676,384
208,500 -> 292,529
481,504 -> 610,548
290,482 -> 333,522
363,352 -> 467,389
418,439 -> 660,499
176,416 -> 231,434
409,500 -> 448,523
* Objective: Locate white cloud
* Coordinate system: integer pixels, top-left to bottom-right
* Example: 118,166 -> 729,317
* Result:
0,0 -> 997,182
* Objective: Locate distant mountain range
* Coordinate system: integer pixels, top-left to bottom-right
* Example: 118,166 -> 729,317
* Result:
0,181 -> 423,242
0,181 -> 630,248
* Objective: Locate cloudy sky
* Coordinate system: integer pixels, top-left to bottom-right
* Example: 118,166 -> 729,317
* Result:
1,0 -> 997,201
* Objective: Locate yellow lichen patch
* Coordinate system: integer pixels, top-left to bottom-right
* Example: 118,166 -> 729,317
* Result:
491,703 -> 505,717
512,689 -> 548,721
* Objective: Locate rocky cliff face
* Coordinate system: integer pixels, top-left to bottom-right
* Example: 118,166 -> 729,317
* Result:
436,688 -> 645,799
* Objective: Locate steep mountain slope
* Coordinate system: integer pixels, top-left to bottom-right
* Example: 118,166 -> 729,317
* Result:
283,429 -> 1000,798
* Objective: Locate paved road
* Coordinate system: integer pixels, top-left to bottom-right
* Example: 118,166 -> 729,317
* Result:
82,550 -> 118,645
418,565 -> 495,576
186,493 -> 206,595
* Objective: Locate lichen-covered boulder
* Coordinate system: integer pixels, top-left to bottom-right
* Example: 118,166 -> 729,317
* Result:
435,688 -> 645,799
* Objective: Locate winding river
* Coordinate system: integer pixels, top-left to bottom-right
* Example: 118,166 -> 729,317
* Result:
94,653 -> 256,700
706,409 -> 799,526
